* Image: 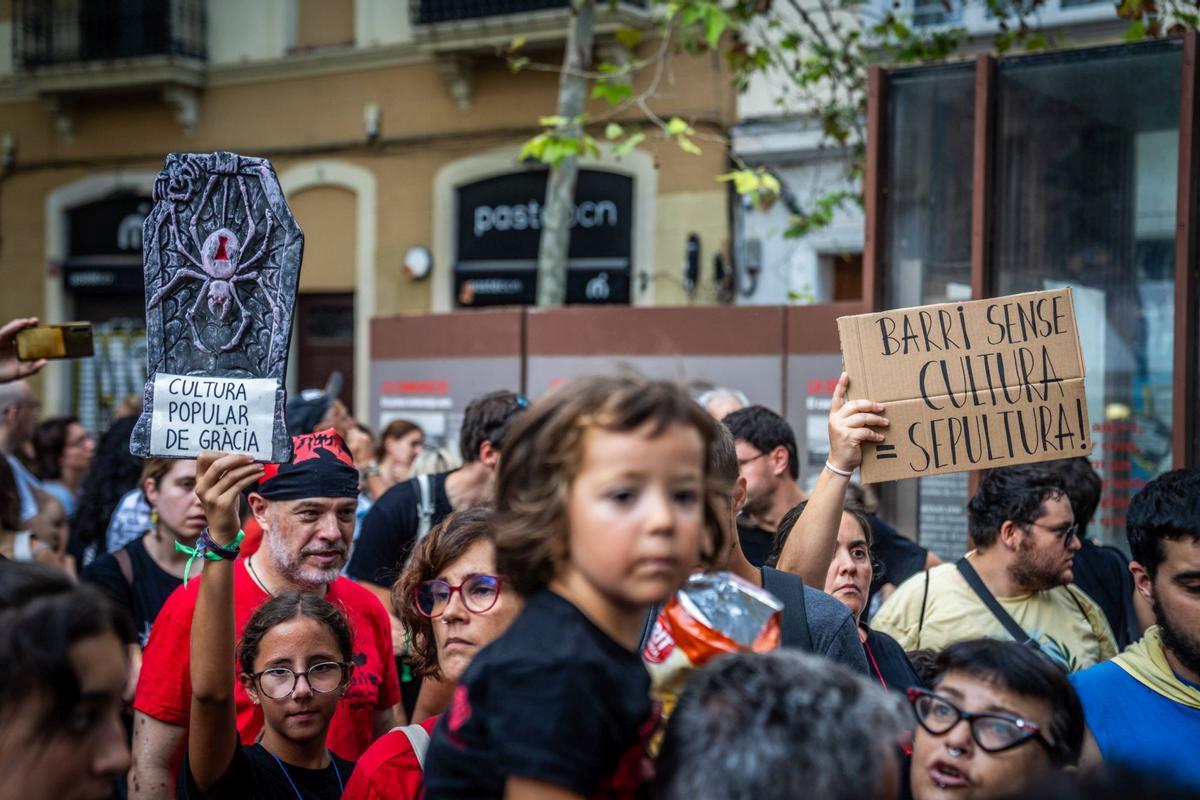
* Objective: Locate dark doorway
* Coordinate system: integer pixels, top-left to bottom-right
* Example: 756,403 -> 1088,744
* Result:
296,293 -> 355,413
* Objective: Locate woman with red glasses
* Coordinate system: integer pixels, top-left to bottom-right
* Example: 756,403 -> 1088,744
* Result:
908,639 -> 1085,800
343,507 -> 522,800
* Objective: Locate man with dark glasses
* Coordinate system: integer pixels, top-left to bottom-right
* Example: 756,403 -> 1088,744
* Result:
909,639 -> 1084,800
874,464 -> 1116,672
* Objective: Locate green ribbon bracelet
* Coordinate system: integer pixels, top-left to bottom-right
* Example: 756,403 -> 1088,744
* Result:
175,530 -> 245,587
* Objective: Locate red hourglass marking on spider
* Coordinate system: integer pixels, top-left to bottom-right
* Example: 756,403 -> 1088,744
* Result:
215,235 -> 230,262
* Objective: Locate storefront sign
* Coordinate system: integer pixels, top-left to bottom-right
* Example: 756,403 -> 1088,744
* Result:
838,288 -> 1092,483
454,169 -> 633,307
69,194 -> 153,256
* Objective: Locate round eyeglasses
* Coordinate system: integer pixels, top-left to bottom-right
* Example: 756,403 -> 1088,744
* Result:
251,661 -> 348,700
413,574 -> 503,618
907,688 -> 1054,755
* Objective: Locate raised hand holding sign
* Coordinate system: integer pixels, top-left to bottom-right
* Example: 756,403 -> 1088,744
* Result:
131,152 -> 303,463
838,288 -> 1092,483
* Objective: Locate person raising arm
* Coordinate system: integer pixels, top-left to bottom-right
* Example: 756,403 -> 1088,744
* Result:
774,372 -> 888,584
185,451 -> 356,799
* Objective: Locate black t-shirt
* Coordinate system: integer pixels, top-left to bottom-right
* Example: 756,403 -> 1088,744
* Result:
347,471 -> 454,587
424,590 -> 656,799
737,521 -> 775,568
863,626 -> 922,692
180,743 -> 354,799
82,536 -> 183,647
1072,538 -> 1137,649
868,514 -> 928,588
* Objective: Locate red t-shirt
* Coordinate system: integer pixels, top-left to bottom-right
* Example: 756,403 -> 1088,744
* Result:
133,559 -> 400,760
341,715 -> 440,800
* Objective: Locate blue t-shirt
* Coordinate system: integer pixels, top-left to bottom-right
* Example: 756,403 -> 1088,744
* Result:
1071,660 -> 1200,789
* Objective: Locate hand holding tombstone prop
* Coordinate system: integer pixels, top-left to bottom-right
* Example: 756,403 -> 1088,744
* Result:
131,152 -> 303,463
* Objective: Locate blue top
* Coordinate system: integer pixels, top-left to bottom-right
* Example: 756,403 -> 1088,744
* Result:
1071,660 -> 1200,789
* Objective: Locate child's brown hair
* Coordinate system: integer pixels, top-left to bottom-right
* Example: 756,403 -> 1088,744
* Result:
495,375 -> 728,596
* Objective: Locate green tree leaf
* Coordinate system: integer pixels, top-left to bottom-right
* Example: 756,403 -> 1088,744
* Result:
666,116 -> 691,136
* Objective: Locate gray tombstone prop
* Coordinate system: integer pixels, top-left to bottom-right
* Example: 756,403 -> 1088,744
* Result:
130,152 -> 303,463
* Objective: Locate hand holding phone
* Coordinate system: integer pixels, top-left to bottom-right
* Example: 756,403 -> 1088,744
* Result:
0,317 -> 48,383
15,322 -> 94,363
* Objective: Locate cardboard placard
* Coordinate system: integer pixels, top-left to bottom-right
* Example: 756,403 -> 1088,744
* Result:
837,288 -> 1092,483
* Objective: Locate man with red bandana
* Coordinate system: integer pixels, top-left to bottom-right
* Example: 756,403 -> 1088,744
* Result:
128,430 -> 400,800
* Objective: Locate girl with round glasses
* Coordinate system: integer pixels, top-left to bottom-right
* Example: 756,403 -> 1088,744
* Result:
343,507 -> 523,799
908,639 -> 1085,800
182,453 -> 356,799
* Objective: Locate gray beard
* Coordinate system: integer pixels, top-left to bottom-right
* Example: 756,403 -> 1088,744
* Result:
264,532 -> 341,589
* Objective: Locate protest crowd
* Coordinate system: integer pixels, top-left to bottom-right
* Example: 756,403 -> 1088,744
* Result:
1,308 -> 1199,800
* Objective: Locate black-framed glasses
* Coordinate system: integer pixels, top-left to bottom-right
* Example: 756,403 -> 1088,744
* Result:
1024,521 -> 1080,546
413,574 -> 504,618
737,452 -> 767,468
252,661 -> 348,700
907,689 -> 1053,755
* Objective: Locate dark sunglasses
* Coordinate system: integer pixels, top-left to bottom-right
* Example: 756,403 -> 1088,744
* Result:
1023,521 -> 1080,547
486,395 -> 530,446
907,688 -> 1054,756
413,574 -> 504,618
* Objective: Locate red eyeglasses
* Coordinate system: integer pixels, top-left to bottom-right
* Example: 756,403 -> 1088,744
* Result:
412,575 -> 504,618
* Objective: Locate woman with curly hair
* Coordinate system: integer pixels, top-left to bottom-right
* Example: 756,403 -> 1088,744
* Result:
342,507 -> 523,800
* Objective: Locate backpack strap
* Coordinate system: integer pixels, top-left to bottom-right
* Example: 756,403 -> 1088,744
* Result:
415,475 -> 434,542
1063,585 -> 1094,630
917,568 -> 931,649
760,566 -> 814,652
390,723 -> 432,770
12,531 -> 33,562
113,547 -> 134,586
956,558 -> 1041,651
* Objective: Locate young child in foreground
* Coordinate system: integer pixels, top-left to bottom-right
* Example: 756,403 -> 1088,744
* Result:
422,376 -> 727,800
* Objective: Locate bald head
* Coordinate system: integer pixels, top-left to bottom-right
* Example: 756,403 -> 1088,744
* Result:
0,381 -> 38,450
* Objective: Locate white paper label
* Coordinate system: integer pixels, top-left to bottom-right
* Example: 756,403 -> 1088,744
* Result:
149,373 -> 278,459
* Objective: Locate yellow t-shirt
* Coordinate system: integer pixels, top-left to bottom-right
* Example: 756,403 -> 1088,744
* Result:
872,561 -> 1117,672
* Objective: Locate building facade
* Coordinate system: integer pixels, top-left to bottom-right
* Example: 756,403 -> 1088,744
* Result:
730,0 -> 1131,310
0,0 -> 737,424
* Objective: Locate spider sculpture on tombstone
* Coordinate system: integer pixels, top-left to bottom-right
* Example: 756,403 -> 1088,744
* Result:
147,171 -> 280,354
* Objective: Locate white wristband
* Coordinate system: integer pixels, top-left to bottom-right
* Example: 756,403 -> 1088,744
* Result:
825,460 -> 854,478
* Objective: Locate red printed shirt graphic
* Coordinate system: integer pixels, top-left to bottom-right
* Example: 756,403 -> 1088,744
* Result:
134,559 -> 399,759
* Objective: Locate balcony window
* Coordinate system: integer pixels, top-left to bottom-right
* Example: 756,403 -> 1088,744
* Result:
413,0 -> 647,25
912,0 -> 964,27
14,0 -> 206,69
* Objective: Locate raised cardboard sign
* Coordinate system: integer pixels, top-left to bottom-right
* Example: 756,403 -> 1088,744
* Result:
838,288 -> 1092,483
131,152 -> 303,462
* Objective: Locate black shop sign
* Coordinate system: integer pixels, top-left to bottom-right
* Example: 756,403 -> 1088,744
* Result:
454,169 -> 633,307
65,193 -> 151,294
